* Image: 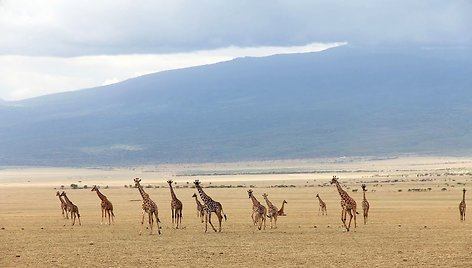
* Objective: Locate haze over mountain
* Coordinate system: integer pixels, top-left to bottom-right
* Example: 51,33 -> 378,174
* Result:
1,46 -> 471,166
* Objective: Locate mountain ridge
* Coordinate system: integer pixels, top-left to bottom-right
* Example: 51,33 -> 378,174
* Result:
1,46 -> 471,166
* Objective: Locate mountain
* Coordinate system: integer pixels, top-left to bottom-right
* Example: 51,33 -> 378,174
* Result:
1,46 -> 472,166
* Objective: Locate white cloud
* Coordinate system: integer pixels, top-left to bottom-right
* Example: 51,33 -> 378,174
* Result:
0,42 -> 343,101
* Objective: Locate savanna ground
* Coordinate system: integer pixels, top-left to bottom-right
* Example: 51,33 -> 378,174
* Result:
1,156 -> 472,267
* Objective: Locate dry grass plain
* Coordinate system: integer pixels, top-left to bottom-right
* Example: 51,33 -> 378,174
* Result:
1,156 -> 472,267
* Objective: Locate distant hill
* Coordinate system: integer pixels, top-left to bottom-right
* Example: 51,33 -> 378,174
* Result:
1,46 -> 471,166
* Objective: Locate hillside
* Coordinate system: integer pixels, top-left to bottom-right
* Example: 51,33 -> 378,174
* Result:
1,46 -> 471,166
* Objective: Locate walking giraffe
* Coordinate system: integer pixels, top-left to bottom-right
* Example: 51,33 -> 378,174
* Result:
459,188 -> 466,222
330,176 -> 358,232
134,178 -> 161,235
361,184 -> 370,224
167,180 -> 183,228
91,185 -> 115,225
316,194 -> 327,216
262,193 -> 278,229
192,193 -> 205,223
193,180 -> 227,232
60,192 -> 81,226
277,200 -> 288,216
56,191 -> 69,219
248,189 -> 267,230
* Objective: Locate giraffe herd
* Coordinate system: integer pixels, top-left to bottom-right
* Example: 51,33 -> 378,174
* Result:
55,176 -> 468,234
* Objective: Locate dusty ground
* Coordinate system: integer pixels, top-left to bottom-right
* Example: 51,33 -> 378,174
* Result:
1,156 -> 472,267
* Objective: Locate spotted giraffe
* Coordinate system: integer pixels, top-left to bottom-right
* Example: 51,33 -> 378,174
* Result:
167,180 -> 183,228
262,193 -> 278,229
134,178 -> 161,235
193,180 -> 227,232
316,194 -> 327,216
56,191 -> 69,219
460,188 -> 466,221
60,191 -> 81,226
192,193 -> 205,223
330,176 -> 358,232
277,200 -> 288,216
91,185 -> 115,225
248,189 -> 266,230
361,184 -> 370,224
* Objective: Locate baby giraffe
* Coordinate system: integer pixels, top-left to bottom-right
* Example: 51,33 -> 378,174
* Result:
192,193 -> 205,223
56,191 -> 69,219
316,194 -> 327,216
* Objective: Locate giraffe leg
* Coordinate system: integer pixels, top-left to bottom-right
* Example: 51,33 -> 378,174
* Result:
155,213 -> 161,234
171,208 -> 175,225
204,211 -> 209,232
139,211 -> 145,235
274,215 -> 278,229
148,212 -> 153,235
341,208 -> 348,230
208,212 -> 217,232
101,207 -> 104,225
347,209 -> 353,232
216,211 -> 223,232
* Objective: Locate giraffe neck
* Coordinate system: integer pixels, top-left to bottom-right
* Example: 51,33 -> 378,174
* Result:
95,189 -> 107,201
168,183 -> 178,200
193,196 -> 202,206
137,184 -> 148,200
62,194 -> 72,205
335,181 -> 348,200
249,194 -> 260,207
264,196 -> 274,208
463,191 -> 466,202
58,195 -> 66,204
280,201 -> 285,210
195,184 -> 212,205
317,196 -> 322,203
363,190 -> 366,201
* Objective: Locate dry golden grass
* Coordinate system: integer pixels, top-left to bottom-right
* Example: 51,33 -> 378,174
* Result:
1,157 -> 472,267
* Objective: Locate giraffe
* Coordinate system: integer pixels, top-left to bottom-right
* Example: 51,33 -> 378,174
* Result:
459,188 -> 466,222
262,193 -> 278,229
192,193 -> 205,223
56,191 -> 69,219
167,180 -> 183,228
134,178 -> 161,235
248,189 -> 267,230
330,176 -> 358,232
361,184 -> 370,224
316,194 -> 327,216
193,180 -> 227,232
91,185 -> 115,225
277,200 -> 288,216
60,191 -> 81,226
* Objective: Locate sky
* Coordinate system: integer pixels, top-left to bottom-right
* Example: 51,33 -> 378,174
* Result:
0,1 -> 470,101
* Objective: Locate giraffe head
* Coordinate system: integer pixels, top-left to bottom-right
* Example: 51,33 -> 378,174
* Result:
464,188 -> 467,193
56,191 -> 61,196
91,185 -> 99,192
134,178 -> 141,187
247,189 -> 253,198
330,176 -> 339,185
167,180 -> 173,185
60,191 -> 66,197
192,193 -> 197,198
194,180 -> 201,186
316,193 -> 320,198
361,184 -> 367,192
262,193 -> 268,199
282,200 -> 288,204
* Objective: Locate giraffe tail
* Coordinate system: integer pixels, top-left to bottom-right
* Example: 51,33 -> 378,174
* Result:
222,208 -> 227,221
